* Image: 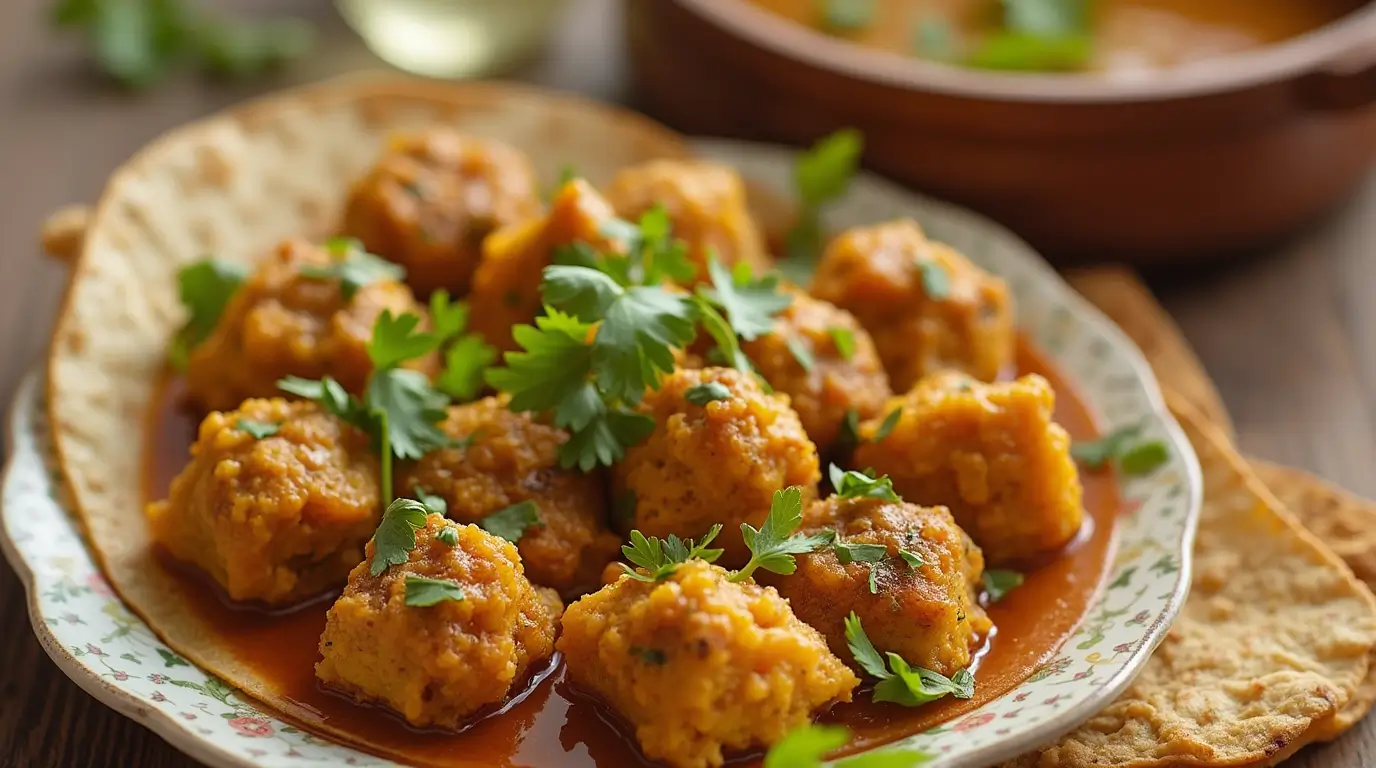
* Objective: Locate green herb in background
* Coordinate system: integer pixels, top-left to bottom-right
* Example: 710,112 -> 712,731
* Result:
50,0 -> 313,89
780,129 -> 864,284
967,0 -> 1092,71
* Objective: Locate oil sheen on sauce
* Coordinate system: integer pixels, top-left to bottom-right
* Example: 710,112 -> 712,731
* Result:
144,338 -> 1120,767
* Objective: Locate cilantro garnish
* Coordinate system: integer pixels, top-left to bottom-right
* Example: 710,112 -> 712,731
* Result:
1072,425 -> 1169,476
435,526 -> 459,547
588,205 -> 696,287
872,407 -> 903,442
766,723 -> 931,767
899,549 -> 924,569
834,540 -> 887,565
730,487 -> 835,582
693,297 -> 755,374
828,326 -> 857,361
169,258 -> 248,370
403,575 -> 466,607
830,464 -> 902,503
837,408 -> 862,455
916,260 -> 951,300
276,375 -> 373,433
300,237 -> 405,300
478,500 -> 543,543
822,0 -> 876,31
630,646 -> 668,665
913,16 -> 953,58
983,569 -> 1024,602
414,486 -> 447,516
699,258 -> 791,342
370,498 -> 429,577
235,419 -> 279,439
785,333 -> 816,373
685,381 -> 732,406
438,335 -> 498,401
967,0 -> 1091,71
779,129 -> 864,284
619,525 -> 724,583
845,612 -> 974,707
868,567 -> 880,594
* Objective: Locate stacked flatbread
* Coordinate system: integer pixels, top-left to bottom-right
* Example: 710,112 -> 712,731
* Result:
1006,269 -> 1376,767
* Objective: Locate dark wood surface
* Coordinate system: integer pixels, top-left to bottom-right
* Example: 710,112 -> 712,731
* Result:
0,1 -> 1373,766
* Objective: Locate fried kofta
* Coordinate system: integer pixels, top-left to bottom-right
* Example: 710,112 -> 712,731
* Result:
317,515 -> 559,729
613,367 -> 821,566
397,396 -> 621,594
605,159 -> 771,283
854,372 -> 1084,564
146,399 -> 380,605
740,289 -> 891,451
559,560 -> 857,768
184,237 -> 432,412
762,494 -> 991,677
467,179 -> 622,352
811,219 -> 1013,391
341,129 -> 541,298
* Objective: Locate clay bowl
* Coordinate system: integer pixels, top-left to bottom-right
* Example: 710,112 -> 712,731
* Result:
626,0 -> 1376,264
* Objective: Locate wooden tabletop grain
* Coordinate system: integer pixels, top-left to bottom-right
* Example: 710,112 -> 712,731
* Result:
1,1 -> 1374,766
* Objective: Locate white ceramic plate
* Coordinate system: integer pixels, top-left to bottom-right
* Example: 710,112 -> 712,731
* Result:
1,139 -> 1201,768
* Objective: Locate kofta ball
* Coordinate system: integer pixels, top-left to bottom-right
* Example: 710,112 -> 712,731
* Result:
341,129 -> 541,298
316,515 -> 560,729
613,367 -> 821,566
740,289 -> 891,452
397,396 -> 621,595
811,219 -> 1013,391
762,494 -> 991,677
467,178 -> 622,352
184,237 -> 432,413
854,372 -> 1084,564
146,398 -> 380,605
558,560 -> 858,768
605,159 -> 771,284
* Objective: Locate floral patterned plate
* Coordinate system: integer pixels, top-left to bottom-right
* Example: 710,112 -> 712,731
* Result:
1,140 -> 1201,768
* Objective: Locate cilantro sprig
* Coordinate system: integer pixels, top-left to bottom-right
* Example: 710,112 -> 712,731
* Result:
830,464 -> 902,503
169,258 -> 248,370
478,500 -> 543,543
765,723 -> 931,768
967,0 -> 1092,71
300,237 -> 405,300
845,612 -> 974,707
619,525 -> 724,583
1072,425 -> 1170,476
779,129 -> 864,284
729,487 -> 835,583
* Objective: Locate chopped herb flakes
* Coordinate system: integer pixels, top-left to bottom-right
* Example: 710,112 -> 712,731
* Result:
915,259 -> 951,300
834,540 -> 887,565
300,238 -> 405,300
403,575 -> 466,607
822,0 -> 876,31
830,464 -> 902,503
630,646 -> 668,665
845,612 -> 974,707
235,419 -> 279,439
170,258 -> 248,370
899,549 -> 924,569
685,381 -> 732,406
435,526 -> 459,547
780,130 -> 863,283
478,500 -> 543,543
828,326 -> 857,361
983,569 -> 1024,602
785,332 -> 816,373
1072,425 -> 1170,476
872,408 -> 903,442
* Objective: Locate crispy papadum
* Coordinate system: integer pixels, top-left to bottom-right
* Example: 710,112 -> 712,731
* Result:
1004,394 -> 1376,768
45,76 -> 688,759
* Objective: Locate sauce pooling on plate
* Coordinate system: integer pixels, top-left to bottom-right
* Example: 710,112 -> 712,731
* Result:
746,0 -> 1364,72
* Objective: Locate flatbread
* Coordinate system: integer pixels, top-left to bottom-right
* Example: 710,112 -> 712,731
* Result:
1003,394 -> 1376,768
45,76 -> 689,759
1066,268 -> 1234,440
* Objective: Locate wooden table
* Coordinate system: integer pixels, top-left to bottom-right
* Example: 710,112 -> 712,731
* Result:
1,0 -> 1373,766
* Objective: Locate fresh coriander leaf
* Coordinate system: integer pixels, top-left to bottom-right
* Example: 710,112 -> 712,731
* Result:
701,257 -> 791,342
692,296 -> 755,374
1004,0 -> 1090,37
873,654 -> 972,707
437,334 -> 497,401
370,498 -> 430,577
1120,441 -> 1169,476
592,285 -> 697,403
618,526 -> 722,582
196,16 -> 313,79
435,526 -> 459,547
780,214 -> 825,285
868,566 -> 881,594
169,258 -> 248,370
486,309 -> 596,414
915,260 -> 951,300
731,486 -> 835,582
913,16 -> 953,58
1070,425 -> 1141,468
478,500 -> 543,543
785,332 -> 816,373
872,408 -> 903,442
542,264 -> 625,321
837,408 -> 862,455
428,290 -> 469,343
796,129 -> 865,209
235,419 -> 279,439
367,310 -> 440,371
834,540 -> 888,565
763,723 -> 850,768
822,0 -> 876,32
414,486 -> 447,516
403,575 -> 465,607
366,368 -> 452,460
276,375 -> 373,433
630,646 -> 668,665
899,549 -> 924,569
829,326 -> 857,361
983,569 -> 1024,602
830,464 -> 902,503
556,164 -> 579,189
557,400 -> 656,471
685,381 -> 732,406
300,239 -> 405,300
843,611 -> 891,679
967,32 -> 1091,71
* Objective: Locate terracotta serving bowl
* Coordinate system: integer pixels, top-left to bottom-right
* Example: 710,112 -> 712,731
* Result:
626,0 -> 1376,264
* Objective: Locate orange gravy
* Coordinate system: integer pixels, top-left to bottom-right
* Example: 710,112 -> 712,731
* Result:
144,338 -> 1119,767
746,0 -> 1363,70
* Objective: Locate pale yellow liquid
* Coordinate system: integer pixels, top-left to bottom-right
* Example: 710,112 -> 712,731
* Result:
337,0 -> 566,78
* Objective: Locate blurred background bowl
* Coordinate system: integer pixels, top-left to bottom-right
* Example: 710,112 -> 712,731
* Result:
626,0 -> 1376,264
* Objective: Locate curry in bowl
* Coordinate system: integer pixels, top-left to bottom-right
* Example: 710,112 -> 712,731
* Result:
81,111 -> 1164,767
746,0 -> 1366,72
